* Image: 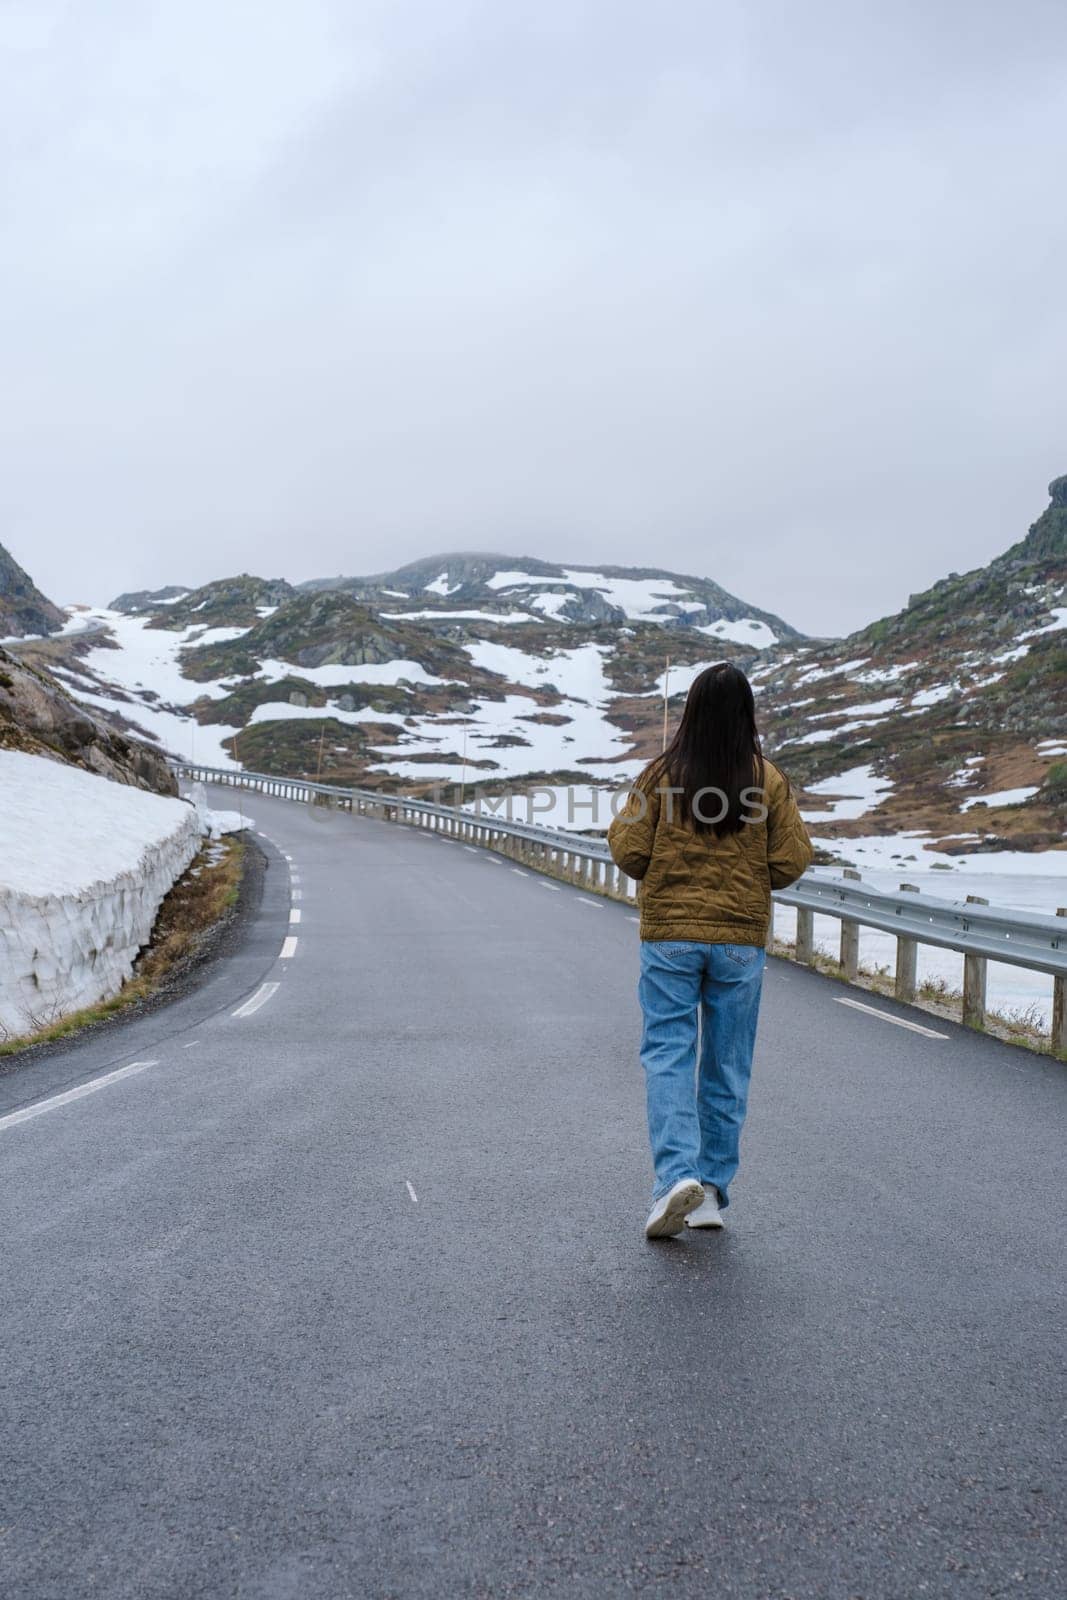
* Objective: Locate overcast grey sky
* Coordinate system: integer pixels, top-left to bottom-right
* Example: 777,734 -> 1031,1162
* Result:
2,0 -> 1064,636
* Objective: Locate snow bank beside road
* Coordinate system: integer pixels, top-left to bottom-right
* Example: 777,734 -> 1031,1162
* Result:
0,752 -> 202,1036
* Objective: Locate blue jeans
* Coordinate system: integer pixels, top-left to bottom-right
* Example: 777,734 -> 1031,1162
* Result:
638,941 -> 766,1206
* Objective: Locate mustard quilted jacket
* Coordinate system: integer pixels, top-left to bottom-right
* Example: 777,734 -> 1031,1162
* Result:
607,759 -> 812,945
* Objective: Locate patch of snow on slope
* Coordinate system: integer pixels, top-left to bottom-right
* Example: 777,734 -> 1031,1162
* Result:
424,573 -> 462,596
1021,605 -> 1067,638
0,751 -> 202,1033
946,757 -> 985,788
909,683 -> 957,708
792,657 -> 870,687
647,661 -> 714,699
559,569 -> 697,620
253,657 -> 460,688
800,765 -> 894,822
464,640 -> 558,684
788,719 -> 887,747
854,661 -> 919,685
696,618 -> 777,648
808,697 -> 899,720
531,592 -> 578,620
485,570 -> 545,590
247,702 -> 409,728
960,786 -> 1039,811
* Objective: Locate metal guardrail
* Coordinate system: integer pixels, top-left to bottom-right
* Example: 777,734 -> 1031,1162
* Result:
177,761 -> 1066,1051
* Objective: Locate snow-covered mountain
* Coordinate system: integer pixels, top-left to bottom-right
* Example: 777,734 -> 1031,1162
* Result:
295,553 -> 797,646
7,481 -> 1065,859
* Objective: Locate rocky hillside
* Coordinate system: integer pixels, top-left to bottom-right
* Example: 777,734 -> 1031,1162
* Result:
0,543 -> 65,638
749,477 -> 1066,854
0,645 -> 177,793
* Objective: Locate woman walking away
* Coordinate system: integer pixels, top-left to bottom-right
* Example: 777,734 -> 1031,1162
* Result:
607,662 -> 812,1241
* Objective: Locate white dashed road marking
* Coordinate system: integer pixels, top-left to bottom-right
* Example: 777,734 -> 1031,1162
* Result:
540,882 -> 561,892
577,898 -> 604,910
280,936 -> 299,959
834,996 -> 949,1039
232,982 -> 280,1018
405,1181 -> 419,1204
511,869 -> 529,877
0,1061 -> 160,1133
289,909 -> 302,923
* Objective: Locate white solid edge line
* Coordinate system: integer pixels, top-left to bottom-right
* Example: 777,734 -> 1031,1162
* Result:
833,996 -> 949,1039
405,1180 -> 418,1204
232,981 -> 280,1018
289,908 -> 302,923
280,935 -> 299,959
0,1060 -> 159,1133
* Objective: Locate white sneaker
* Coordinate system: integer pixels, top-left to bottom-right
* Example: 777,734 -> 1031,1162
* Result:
644,1178 -> 704,1239
685,1185 -> 724,1229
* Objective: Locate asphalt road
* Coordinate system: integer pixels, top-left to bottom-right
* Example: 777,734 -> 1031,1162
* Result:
2,791 -> 1064,1600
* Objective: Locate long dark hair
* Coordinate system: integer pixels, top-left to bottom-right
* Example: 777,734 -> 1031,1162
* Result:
646,661 -> 764,837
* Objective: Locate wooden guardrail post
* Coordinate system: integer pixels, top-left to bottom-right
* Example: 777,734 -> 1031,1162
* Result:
839,867 -> 861,981
895,884 -> 919,1003
962,894 -> 988,1030
1053,909 -> 1066,1056
796,907 -> 815,965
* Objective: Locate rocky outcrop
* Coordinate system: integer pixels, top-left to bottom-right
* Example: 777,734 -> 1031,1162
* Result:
0,543 -> 65,638
1001,475 -> 1067,566
147,574 -> 296,631
109,585 -> 190,614
183,590 -> 475,681
0,646 -> 178,794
